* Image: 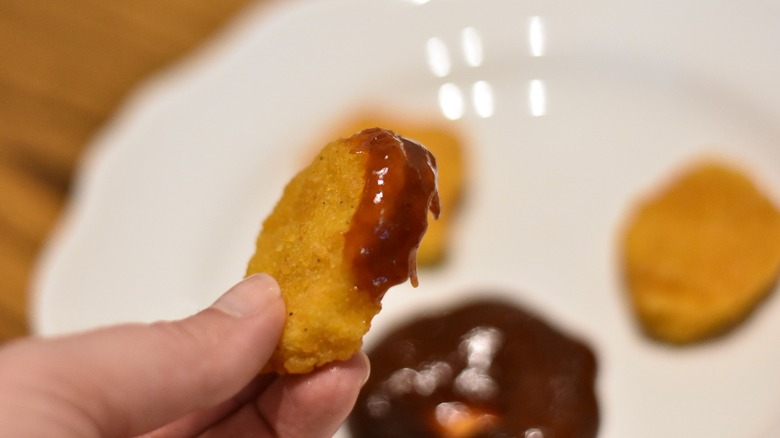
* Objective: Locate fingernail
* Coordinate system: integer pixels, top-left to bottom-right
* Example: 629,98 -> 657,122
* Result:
358,351 -> 371,386
211,273 -> 281,318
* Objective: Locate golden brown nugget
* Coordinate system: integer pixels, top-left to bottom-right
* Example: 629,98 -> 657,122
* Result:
622,161 -> 780,344
247,128 -> 439,374
333,115 -> 466,266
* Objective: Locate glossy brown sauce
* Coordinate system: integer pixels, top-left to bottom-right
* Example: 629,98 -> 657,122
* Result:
344,128 -> 440,302
348,300 -> 599,438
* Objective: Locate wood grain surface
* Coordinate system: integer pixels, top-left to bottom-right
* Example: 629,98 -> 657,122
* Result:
0,0 -> 255,341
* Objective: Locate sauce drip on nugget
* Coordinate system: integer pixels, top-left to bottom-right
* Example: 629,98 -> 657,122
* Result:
246,128 -> 439,374
346,129 -> 441,298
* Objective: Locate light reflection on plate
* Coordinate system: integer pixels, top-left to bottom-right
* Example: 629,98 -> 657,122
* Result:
32,0 -> 780,437
427,16 -> 545,120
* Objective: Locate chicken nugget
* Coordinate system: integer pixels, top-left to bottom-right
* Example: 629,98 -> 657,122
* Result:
622,161 -> 780,344
247,128 -> 440,373
332,114 -> 467,266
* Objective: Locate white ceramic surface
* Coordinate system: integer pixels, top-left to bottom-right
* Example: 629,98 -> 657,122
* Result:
32,0 -> 780,436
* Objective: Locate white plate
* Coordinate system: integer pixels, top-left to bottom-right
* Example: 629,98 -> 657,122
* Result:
32,0 -> 780,436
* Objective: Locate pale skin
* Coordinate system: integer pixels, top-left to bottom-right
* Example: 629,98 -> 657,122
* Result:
0,274 -> 369,437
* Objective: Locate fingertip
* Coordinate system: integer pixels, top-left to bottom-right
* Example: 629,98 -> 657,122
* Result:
349,351 -> 371,387
210,273 -> 283,318
311,352 -> 371,394
256,352 -> 370,437
246,273 -> 282,298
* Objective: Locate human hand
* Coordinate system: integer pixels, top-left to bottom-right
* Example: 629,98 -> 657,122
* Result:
0,274 -> 369,437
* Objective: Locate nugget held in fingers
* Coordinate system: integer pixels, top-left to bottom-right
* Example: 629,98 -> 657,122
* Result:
247,128 -> 439,374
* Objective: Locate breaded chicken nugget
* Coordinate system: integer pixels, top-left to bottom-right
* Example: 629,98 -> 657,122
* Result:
622,161 -> 780,344
247,128 -> 439,374
333,115 -> 467,266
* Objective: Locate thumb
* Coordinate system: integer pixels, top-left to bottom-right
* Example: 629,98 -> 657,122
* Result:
0,273 -> 285,438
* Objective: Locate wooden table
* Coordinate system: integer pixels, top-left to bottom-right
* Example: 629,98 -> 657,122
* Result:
0,0 -> 256,342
